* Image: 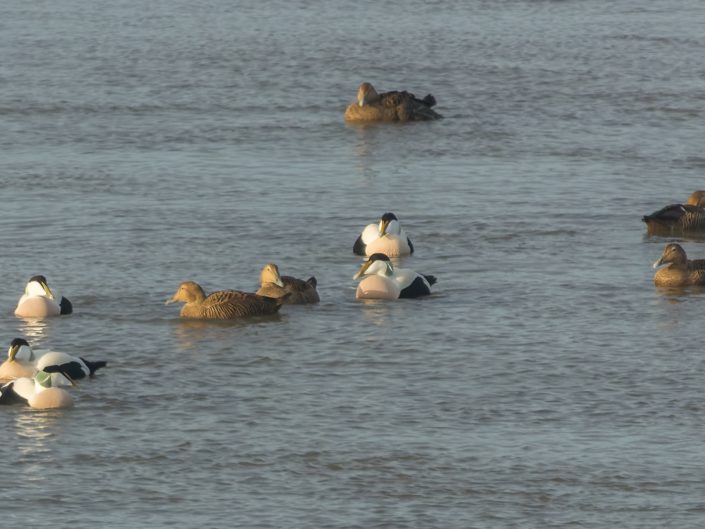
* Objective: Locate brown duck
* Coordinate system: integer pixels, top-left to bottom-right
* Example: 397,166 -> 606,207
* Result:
166,281 -> 286,319
344,82 -> 442,122
652,243 -> 705,287
256,263 -> 319,304
642,190 -> 705,236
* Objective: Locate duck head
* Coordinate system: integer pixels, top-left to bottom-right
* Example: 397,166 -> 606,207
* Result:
653,243 -> 688,268
166,281 -> 207,305
378,212 -> 401,236
7,338 -> 35,363
25,275 -> 55,299
353,253 -> 394,280
686,190 -> 705,207
260,263 -> 285,287
357,82 -> 380,107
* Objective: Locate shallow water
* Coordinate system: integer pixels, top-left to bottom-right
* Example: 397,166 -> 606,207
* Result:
2,0 -> 705,527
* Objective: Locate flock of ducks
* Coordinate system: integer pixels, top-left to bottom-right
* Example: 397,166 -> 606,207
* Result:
8,81 -> 695,410
645,190 -> 705,288
165,211 -> 437,318
0,338 -> 106,410
1,207 -> 436,410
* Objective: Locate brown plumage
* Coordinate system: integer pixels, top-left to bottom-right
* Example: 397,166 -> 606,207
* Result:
344,82 -> 442,122
256,263 -> 320,304
652,243 -> 705,287
166,281 -> 285,319
642,191 -> 705,236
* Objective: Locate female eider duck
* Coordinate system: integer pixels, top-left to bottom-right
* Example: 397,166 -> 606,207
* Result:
344,82 -> 442,122
0,338 -> 107,383
256,263 -> 320,304
354,212 -> 414,257
353,253 -> 436,300
642,191 -> 705,236
652,243 -> 705,287
167,281 -> 287,319
15,275 -> 73,318
0,371 -> 75,409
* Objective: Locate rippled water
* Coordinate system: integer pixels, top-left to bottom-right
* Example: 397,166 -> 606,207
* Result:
2,0 -> 705,527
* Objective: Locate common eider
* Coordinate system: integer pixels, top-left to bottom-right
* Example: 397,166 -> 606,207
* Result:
353,212 -> 414,257
0,371 -> 75,409
652,243 -> 705,287
256,263 -> 320,304
344,82 -> 442,122
642,191 -> 705,236
0,337 -> 107,383
353,253 -> 436,300
166,281 -> 287,319
14,275 -> 73,318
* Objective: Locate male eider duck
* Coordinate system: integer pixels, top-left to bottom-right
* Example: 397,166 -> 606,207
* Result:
344,82 -> 442,122
353,253 -> 436,300
642,191 -> 705,236
0,338 -> 107,383
353,212 -> 415,257
166,281 -> 287,319
256,263 -> 320,304
14,275 -> 73,318
652,243 -> 705,287
0,371 -> 74,409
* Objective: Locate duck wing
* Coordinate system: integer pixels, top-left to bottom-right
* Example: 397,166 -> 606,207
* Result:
203,290 -> 283,318
380,91 -> 435,108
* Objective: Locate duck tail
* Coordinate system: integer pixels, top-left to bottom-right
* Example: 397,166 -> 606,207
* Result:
306,277 -> 317,288
423,274 -> 437,286
81,358 -> 108,376
422,94 -> 436,108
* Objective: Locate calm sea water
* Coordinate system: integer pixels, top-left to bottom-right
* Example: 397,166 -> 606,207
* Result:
2,0 -> 705,527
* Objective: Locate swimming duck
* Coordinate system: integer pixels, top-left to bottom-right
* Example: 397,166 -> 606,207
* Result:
353,212 -> 415,257
652,243 -> 705,287
344,82 -> 442,122
353,253 -> 436,300
0,371 -> 75,409
642,191 -> 705,236
14,275 -> 73,318
166,281 -> 287,319
0,338 -> 107,383
256,263 -> 320,304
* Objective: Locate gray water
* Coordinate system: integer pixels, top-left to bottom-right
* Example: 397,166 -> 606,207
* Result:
2,0 -> 705,527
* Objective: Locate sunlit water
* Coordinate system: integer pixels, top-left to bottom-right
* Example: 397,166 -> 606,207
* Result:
1,1 -> 705,527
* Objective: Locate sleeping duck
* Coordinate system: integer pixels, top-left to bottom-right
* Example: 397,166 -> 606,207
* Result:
344,82 -> 442,122
652,243 -> 705,287
15,275 -> 73,318
353,253 -> 436,300
0,370 -> 75,409
642,191 -> 705,236
353,212 -> 414,257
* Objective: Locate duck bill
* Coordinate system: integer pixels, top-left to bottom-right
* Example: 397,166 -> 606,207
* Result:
353,260 -> 373,280
378,218 -> 391,236
41,281 -> 55,300
274,278 -> 285,288
8,345 -> 17,363
652,257 -> 665,269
